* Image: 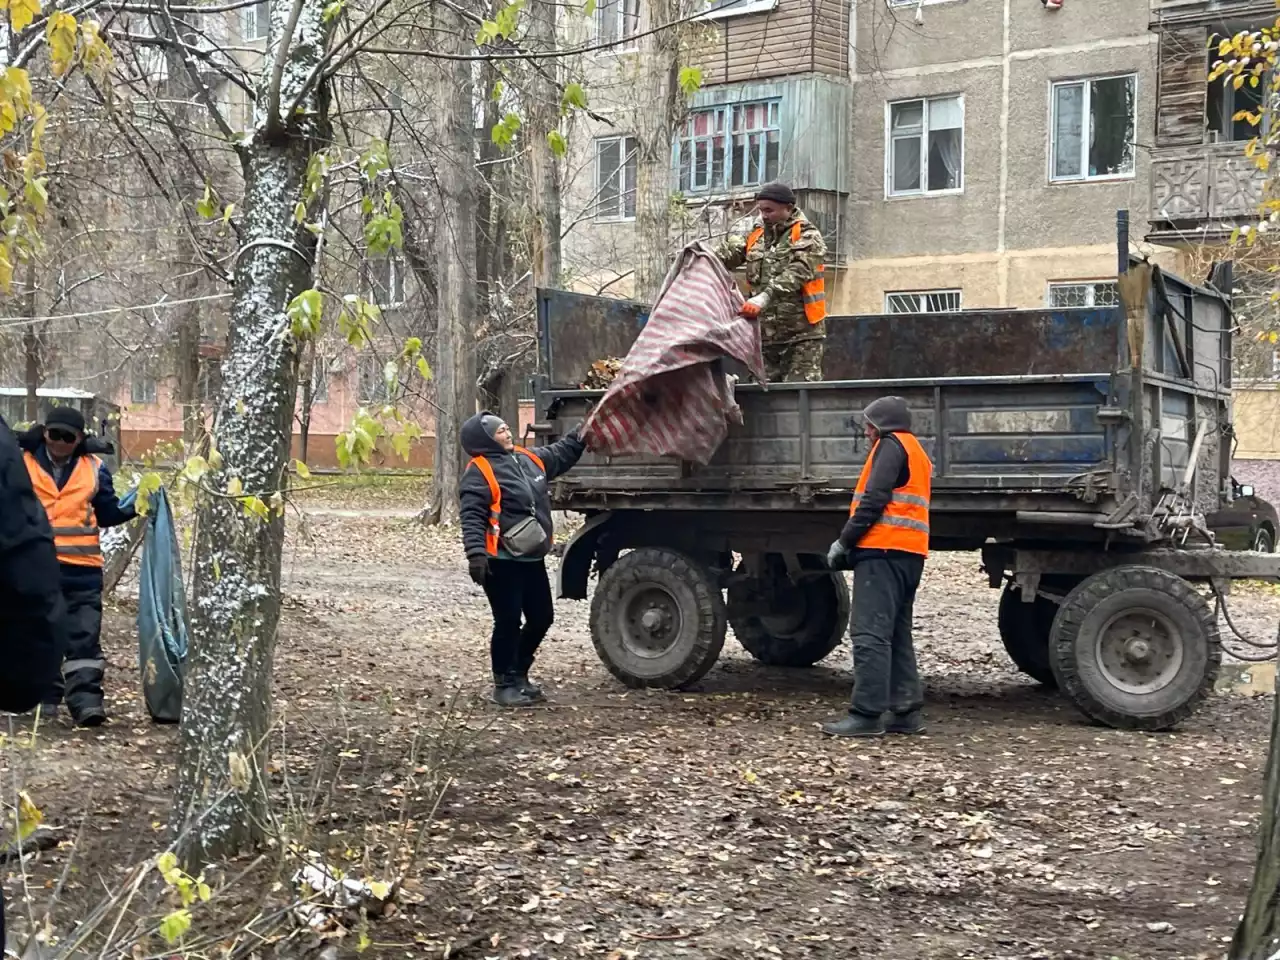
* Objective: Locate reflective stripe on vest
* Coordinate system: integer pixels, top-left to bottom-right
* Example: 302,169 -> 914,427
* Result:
466,447 -> 547,558
850,432 -> 932,557
23,451 -> 103,568
744,222 -> 826,325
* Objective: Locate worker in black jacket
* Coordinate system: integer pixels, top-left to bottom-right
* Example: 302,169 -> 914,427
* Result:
0,413 -> 66,948
823,396 -> 932,738
459,412 -> 585,706
19,408 -> 136,726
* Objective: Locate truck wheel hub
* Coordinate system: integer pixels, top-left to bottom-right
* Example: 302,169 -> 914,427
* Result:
619,585 -> 684,658
1096,609 -> 1184,695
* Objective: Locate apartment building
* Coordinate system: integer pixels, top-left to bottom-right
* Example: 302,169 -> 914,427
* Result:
563,0 -> 1170,315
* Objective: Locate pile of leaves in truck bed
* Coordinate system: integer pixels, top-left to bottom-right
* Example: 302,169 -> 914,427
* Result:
581,358 -> 623,389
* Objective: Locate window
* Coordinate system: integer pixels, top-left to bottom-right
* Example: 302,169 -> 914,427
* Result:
886,96 -> 963,196
1207,47 -> 1266,142
1050,75 -> 1135,182
886,289 -> 962,313
308,357 -> 329,404
595,135 -> 637,220
1048,281 -> 1120,309
359,355 -> 392,403
677,101 -> 780,194
242,1 -> 268,40
197,360 -> 222,404
594,0 -> 639,48
369,255 -> 406,307
131,374 -> 157,404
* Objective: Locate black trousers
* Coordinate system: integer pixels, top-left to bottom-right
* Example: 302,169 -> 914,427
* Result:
482,559 -> 554,679
849,552 -> 926,718
49,565 -> 105,710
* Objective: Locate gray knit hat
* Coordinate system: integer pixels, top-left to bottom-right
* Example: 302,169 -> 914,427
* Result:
479,414 -> 506,439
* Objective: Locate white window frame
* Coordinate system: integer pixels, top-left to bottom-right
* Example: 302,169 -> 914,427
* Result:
887,0 -> 959,6
884,95 -> 965,199
1047,280 -> 1121,309
1048,74 -> 1137,184
130,374 -> 157,405
594,135 -> 638,222
242,0 -> 268,40
593,0 -> 640,52
369,255 -> 406,308
696,0 -> 778,22
885,289 -> 963,313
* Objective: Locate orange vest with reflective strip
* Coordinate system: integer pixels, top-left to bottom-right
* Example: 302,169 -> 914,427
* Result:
745,220 -> 826,324
850,432 -> 932,557
24,451 -> 103,568
466,447 -> 547,557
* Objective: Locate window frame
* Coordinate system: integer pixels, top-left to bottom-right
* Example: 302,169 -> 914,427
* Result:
594,134 -> 638,222
369,254 -> 407,308
1046,280 -> 1121,309
884,289 -> 963,314
1206,54 -> 1269,143
593,0 -> 640,52
242,0 -> 268,40
1048,73 -> 1137,184
130,373 -> 157,405
675,99 -> 781,196
883,94 -> 965,199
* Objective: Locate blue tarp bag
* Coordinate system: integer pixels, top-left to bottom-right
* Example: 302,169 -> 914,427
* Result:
119,487 -> 188,723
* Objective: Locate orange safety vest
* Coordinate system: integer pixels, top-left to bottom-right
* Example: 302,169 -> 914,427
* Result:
850,432 -> 932,557
745,221 -> 826,324
466,447 -> 547,557
24,451 -> 104,568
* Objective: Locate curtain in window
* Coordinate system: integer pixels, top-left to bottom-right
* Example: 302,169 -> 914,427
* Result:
1054,84 -> 1084,178
927,97 -> 962,190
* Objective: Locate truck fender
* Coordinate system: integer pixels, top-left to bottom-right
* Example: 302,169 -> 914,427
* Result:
557,513 -> 613,600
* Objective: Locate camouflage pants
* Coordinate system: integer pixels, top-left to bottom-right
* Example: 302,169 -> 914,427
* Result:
762,338 -> 825,383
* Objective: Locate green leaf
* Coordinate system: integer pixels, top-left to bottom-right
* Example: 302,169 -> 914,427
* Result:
240,495 -> 271,521
195,180 -> 217,219
491,80 -> 504,102
180,455 -> 210,484
583,0 -> 596,16
222,203 -> 235,225
402,336 -> 422,358
294,200 -> 307,223
547,130 -> 567,157
560,82 -> 588,114
287,288 -> 324,339
303,151 -> 329,203
226,476 -> 243,496
134,472 -> 164,516
416,356 -> 432,380
358,139 -> 390,182
678,66 -> 704,97
292,458 -> 312,479
322,0 -> 345,21
491,112 -> 522,150
159,910 -> 192,946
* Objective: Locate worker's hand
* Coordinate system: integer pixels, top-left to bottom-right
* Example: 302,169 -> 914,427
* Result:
468,556 -> 489,586
740,293 -> 770,319
826,540 -> 848,571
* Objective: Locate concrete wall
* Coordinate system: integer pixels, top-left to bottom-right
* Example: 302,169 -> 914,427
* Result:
845,0 -> 1167,311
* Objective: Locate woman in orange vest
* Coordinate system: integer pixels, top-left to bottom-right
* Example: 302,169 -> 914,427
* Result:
459,411 -> 585,707
19,406 -> 135,727
823,396 -> 932,738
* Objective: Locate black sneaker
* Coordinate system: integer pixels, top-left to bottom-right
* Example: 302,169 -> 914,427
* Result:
68,701 -> 107,728
885,711 -> 926,735
821,714 -> 885,738
491,684 -> 539,708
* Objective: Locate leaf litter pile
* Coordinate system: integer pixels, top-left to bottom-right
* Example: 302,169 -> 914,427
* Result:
3,487 -> 1280,959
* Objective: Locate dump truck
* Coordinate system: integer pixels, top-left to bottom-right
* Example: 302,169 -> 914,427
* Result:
529,256 -> 1280,731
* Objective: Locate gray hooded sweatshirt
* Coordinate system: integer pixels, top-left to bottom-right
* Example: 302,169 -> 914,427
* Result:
838,396 -> 917,553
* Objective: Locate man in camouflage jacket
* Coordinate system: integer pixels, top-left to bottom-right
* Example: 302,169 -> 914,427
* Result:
716,181 -> 828,382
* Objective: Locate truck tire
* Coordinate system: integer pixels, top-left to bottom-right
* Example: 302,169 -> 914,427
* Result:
590,548 -> 727,689
728,555 -> 849,667
1048,566 -> 1221,731
996,579 -> 1077,688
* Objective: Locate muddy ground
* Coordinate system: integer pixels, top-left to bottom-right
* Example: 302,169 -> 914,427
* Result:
4,481 -> 1280,960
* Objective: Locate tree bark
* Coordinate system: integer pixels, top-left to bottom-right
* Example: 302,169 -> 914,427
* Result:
23,261 -> 39,422
1232,684 -> 1280,958
427,6 -> 478,527
632,0 -> 684,302
174,0 -> 330,865
526,0 -> 561,291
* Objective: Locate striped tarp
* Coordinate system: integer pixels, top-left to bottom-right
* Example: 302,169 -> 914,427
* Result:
581,244 -> 765,465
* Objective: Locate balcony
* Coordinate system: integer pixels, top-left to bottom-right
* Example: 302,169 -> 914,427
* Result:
1148,142 -> 1267,243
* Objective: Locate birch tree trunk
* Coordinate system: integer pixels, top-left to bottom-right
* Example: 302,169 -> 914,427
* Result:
526,0 -> 561,292
427,7 -> 477,527
632,0 -> 684,302
174,0 -> 330,864
1232,686 -> 1280,958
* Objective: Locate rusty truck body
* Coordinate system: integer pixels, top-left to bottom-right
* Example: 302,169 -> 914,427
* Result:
530,259 -> 1279,731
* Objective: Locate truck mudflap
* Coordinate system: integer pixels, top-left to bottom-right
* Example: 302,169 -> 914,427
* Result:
557,513 -> 613,601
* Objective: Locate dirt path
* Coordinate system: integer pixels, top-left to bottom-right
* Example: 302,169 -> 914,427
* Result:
4,508 -> 1279,960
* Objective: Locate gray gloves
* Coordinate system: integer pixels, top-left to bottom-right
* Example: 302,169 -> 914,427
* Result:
826,540 -> 849,571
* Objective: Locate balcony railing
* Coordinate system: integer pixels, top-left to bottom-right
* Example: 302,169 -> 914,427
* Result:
1150,142 -> 1268,229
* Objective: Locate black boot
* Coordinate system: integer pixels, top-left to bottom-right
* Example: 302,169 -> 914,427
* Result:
492,675 -> 538,707
885,710 -> 926,735
514,673 -> 545,702
821,712 -> 885,738
67,697 -> 107,728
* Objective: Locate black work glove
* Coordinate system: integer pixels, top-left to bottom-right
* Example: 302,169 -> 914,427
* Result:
468,556 -> 489,586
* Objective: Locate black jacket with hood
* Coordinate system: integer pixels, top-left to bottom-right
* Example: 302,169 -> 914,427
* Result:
838,396 -> 922,558
459,412 -> 586,561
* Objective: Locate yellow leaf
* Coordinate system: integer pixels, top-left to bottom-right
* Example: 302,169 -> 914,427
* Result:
1270,331 -> 1278,344
292,458 -> 312,479
0,245 -> 13,293
15,790 -> 41,840
367,880 -> 391,900
1235,74 -> 1247,90
226,476 -> 243,496
10,0 -> 40,34
45,11 -> 76,75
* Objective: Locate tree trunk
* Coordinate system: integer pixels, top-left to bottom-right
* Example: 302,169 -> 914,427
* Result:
297,337 -> 315,464
174,0 -> 330,865
633,0 -> 684,303
23,262 -> 39,422
173,282 -> 205,451
526,0 -> 561,290
427,7 -> 477,527
1232,685 -> 1280,958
